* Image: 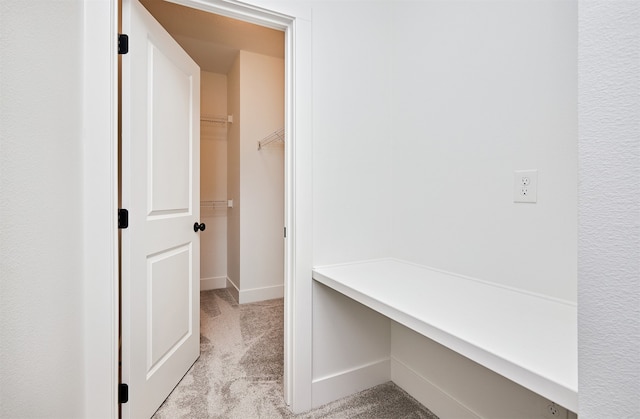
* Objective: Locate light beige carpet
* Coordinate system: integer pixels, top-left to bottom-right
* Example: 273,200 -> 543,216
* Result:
153,289 -> 438,419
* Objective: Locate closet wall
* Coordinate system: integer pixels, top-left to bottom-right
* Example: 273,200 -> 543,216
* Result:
201,71 -> 228,290
200,52 -> 284,303
227,50 -> 285,303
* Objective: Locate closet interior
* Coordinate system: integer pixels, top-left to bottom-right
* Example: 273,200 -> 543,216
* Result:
141,0 -> 285,304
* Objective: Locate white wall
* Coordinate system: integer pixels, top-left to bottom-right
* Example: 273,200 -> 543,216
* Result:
310,0 -> 582,416
391,0 -> 577,302
387,3 -> 580,414
238,51 -> 285,302
578,1 -> 640,417
309,1 -> 397,405
201,71 -> 228,288
312,283 -> 391,407
0,1 -> 86,416
227,51 -> 285,303
227,55 -> 241,297
312,1 -> 395,266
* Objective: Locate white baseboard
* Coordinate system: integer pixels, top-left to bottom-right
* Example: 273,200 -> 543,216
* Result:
391,357 -> 479,419
224,278 -> 283,304
239,283 -> 283,304
312,358 -> 390,409
226,277 -> 240,303
200,276 -> 227,291
238,284 -> 284,304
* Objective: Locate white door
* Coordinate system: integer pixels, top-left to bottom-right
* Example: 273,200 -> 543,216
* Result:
121,0 -> 201,417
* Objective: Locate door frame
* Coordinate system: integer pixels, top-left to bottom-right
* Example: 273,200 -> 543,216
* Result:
82,0 -> 313,416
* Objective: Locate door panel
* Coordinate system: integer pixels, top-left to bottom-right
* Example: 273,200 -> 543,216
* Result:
121,0 -> 200,417
147,244 -> 192,373
149,43 -> 192,215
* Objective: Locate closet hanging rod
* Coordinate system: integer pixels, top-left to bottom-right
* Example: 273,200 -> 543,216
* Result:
258,128 -> 285,150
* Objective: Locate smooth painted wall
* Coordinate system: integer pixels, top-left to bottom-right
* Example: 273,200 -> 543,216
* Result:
201,71 -> 228,285
391,0 -> 578,302
238,51 -> 285,300
227,51 -> 285,302
0,1 -> 86,416
387,4 -> 580,413
310,0 -> 395,394
578,1 -> 640,417
312,1 -> 395,266
311,0 -> 578,303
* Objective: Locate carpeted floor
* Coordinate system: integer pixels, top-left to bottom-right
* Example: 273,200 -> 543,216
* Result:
153,289 -> 439,419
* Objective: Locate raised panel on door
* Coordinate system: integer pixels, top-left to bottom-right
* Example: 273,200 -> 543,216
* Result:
148,42 -> 192,217
146,244 -> 193,376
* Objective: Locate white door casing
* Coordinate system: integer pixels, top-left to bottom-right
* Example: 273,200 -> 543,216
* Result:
81,0 -> 312,415
121,0 -> 201,417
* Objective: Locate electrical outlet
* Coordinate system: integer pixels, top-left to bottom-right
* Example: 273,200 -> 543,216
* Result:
542,402 -> 567,419
514,169 -> 538,203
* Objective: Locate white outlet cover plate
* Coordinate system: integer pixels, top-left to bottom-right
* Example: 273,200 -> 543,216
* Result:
514,169 -> 538,203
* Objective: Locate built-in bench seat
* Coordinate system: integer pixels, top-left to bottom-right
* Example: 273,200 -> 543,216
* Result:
312,258 -> 578,412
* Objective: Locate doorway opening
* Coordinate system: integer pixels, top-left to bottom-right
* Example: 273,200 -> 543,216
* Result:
139,0 -> 287,304
120,0 -> 295,415
142,0 -> 287,384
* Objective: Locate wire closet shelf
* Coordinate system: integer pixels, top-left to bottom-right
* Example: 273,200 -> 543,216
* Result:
258,128 -> 285,150
200,200 -> 228,209
201,114 -> 230,126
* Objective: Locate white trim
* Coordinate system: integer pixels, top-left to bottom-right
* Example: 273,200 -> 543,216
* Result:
226,277 -> 240,302
166,0 -> 295,28
240,284 -> 285,304
200,276 -> 228,290
82,0 -> 119,417
311,359 -> 391,409
224,278 -> 283,303
286,15 -> 314,413
391,357 -> 480,419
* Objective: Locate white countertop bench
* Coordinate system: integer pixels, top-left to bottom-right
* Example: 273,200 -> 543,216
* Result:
312,258 -> 578,412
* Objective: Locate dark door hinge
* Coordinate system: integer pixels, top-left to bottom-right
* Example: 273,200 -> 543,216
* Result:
284,227 -> 287,238
119,383 -> 129,404
118,34 -> 129,55
118,209 -> 129,229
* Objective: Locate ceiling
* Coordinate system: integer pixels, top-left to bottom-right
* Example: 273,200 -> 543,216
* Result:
140,0 -> 285,74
